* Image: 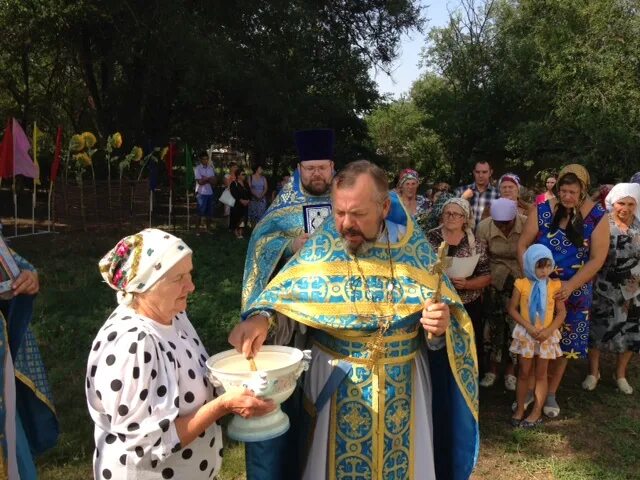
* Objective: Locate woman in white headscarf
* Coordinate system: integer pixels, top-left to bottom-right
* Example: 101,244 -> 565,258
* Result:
426,198 -> 492,373
583,183 -> 640,395
87,229 -> 274,479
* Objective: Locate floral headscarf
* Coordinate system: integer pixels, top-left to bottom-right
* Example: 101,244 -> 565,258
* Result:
397,168 -> 420,188
499,173 -> 521,189
99,229 -> 192,305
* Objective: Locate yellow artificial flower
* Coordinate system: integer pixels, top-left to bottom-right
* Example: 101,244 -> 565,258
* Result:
132,146 -> 143,162
82,131 -> 97,148
74,152 -> 92,167
160,146 -> 168,160
111,132 -> 123,149
70,134 -> 85,153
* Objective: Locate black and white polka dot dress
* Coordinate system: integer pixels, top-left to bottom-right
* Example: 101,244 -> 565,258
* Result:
86,305 -> 223,479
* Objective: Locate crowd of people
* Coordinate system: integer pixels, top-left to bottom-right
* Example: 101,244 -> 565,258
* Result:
82,129 -> 638,479
407,161 -> 639,427
0,123 -> 640,480
4,126 -> 638,479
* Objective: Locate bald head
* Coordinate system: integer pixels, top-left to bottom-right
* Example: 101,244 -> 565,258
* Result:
332,160 -> 389,204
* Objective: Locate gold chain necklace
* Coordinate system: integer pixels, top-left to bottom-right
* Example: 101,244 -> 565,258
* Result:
345,229 -> 397,368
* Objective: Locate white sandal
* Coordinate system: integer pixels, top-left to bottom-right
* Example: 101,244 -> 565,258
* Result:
616,377 -> 633,395
581,373 -> 600,391
479,372 -> 497,388
504,374 -> 517,392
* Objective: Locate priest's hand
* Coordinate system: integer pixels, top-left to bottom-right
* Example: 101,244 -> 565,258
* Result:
12,271 -> 39,296
420,299 -> 449,337
228,314 -> 270,359
292,233 -> 310,254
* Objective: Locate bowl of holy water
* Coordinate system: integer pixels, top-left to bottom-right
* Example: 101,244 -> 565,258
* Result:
206,345 -> 311,442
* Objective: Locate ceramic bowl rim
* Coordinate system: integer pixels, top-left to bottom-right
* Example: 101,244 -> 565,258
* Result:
206,345 -> 304,378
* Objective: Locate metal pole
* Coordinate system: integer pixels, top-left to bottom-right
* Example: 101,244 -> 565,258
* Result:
47,181 -> 53,232
32,179 -> 36,234
186,190 -> 190,230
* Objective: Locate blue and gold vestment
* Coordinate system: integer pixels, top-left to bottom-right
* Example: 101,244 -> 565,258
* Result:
244,212 -> 480,480
242,169 -> 332,312
0,247 -> 58,479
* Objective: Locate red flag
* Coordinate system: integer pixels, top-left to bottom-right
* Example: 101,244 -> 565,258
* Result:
167,141 -> 175,189
0,118 -> 13,178
50,126 -> 63,183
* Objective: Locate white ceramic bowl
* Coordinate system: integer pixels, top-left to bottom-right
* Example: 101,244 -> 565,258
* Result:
206,346 -> 310,442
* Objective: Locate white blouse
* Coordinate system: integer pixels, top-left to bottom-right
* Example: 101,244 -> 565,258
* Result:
86,305 -> 223,479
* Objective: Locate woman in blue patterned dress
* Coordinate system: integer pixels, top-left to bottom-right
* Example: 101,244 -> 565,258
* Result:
518,164 -> 609,417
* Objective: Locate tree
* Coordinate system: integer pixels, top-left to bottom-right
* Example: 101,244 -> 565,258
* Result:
409,0 -> 640,185
0,0 -> 423,179
366,97 -> 449,181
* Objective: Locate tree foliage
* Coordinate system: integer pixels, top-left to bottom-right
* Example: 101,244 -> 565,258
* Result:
367,0 -> 640,187
0,0 -> 422,176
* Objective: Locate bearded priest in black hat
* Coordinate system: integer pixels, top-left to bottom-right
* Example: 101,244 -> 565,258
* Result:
240,128 -> 336,479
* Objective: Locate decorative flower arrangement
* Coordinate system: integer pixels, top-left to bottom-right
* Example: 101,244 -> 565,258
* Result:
110,132 -> 123,149
74,152 -> 92,167
82,131 -> 97,149
105,132 -> 124,208
63,131 -> 98,229
119,145 -> 145,177
69,134 -> 85,153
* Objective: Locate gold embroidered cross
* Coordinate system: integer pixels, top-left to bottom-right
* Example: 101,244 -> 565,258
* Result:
343,405 -> 368,436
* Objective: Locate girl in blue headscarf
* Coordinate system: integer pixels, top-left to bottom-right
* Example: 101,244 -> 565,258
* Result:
507,244 -> 566,428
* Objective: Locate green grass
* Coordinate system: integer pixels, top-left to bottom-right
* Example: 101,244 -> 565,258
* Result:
7,225 -> 639,479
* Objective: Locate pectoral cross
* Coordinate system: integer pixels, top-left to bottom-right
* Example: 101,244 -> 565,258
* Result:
426,241 -> 451,339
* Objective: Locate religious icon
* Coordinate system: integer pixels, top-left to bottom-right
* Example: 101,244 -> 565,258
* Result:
0,236 -> 20,296
303,204 -> 332,234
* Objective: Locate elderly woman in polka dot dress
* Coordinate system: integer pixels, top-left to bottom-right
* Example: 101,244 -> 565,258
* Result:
86,229 -> 273,480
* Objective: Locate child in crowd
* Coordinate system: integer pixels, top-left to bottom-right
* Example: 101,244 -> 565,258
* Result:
508,244 -> 566,428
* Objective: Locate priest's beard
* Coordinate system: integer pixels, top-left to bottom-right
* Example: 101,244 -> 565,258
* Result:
342,221 -> 384,256
302,178 -> 331,196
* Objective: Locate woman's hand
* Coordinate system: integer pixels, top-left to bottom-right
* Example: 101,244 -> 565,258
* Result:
554,281 -> 574,302
420,299 -> 450,337
220,389 -> 275,418
12,271 -> 39,296
450,277 -> 467,290
526,325 -> 540,340
536,327 -> 554,342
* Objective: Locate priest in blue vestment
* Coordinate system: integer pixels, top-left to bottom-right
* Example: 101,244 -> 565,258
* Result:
241,129 -> 336,478
230,160 -> 479,480
0,231 -> 59,479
